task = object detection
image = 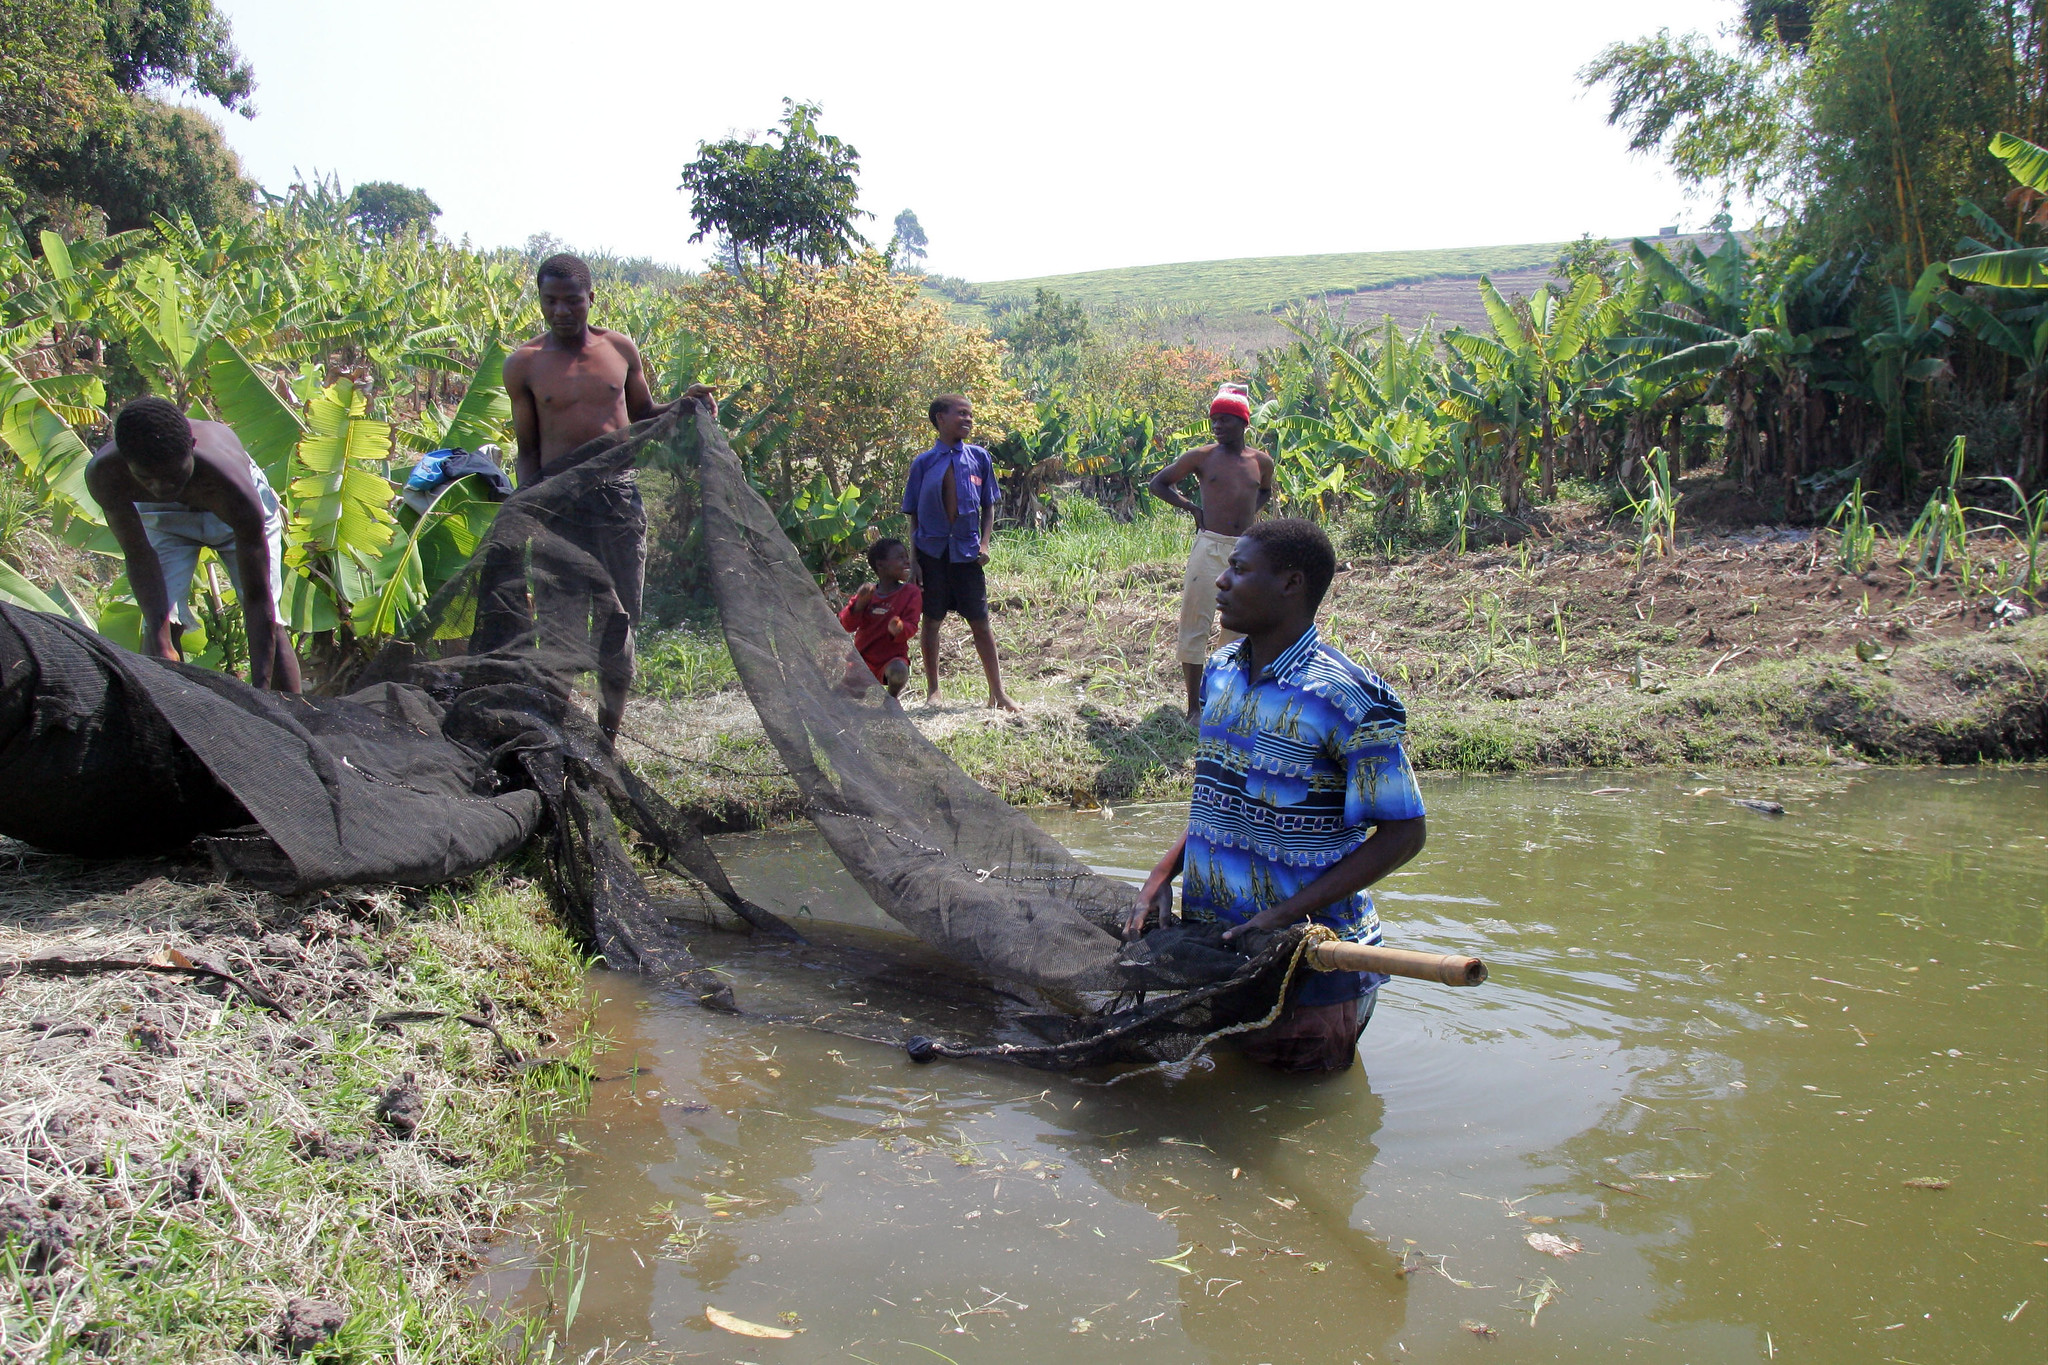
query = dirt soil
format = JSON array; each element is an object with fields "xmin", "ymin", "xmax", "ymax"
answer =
[
  {"xmin": 0, "ymin": 852, "xmax": 593, "ymax": 1362},
  {"xmin": 626, "ymin": 495, "xmax": 2046, "ymax": 827}
]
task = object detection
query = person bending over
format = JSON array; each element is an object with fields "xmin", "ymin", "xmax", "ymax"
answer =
[
  {"xmin": 901, "ymin": 394, "xmax": 1019, "ymax": 711},
  {"xmin": 840, "ymin": 537, "xmax": 922, "ymax": 698},
  {"xmin": 1148, "ymin": 383, "xmax": 1274, "ymax": 720},
  {"xmin": 504, "ymin": 251, "xmax": 710, "ymax": 742},
  {"xmin": 86, "ymin": 397, "xmax": 301, "ymax": 693},
  {"xmin": 1123, "ymin": 518, "xmax": 1426, "ymax": 1073}
]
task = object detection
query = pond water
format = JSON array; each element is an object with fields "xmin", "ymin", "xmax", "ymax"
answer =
[{"xmin": 492, "ymin": 769, "xmax": 2046, "ymax": 1363}]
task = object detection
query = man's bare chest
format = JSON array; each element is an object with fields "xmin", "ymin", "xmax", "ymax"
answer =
[
  {"xmin": 531, "ymin": 353, "xmax": 628, "ymax": 412},
  {"xmin": 1196, "ymin": 454, "xmax": 1264, "ymax": 494}
]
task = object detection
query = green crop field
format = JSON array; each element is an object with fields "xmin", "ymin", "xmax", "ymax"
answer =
[{"xmin": 958, "ymin": 240, "xmax": 1568, "ymax": 317}]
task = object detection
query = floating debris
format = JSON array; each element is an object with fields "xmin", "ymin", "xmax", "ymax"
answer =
[
  {"xmin": 1903, "ymin": 1176, "xmax": 1951, "ymax": 1190},
  {"xmin": 705, "ymin": 1305, "xmax": 796, "ymax": 1339},
  {"xmin": 1461, "ymin": 1320, "xmax": 1499, "ymax": 1339},
  {"xmin": 1526, "ymin": 1232, "xmax": 1584, "ymax": 1259},
  {"xmin": 1731, "ymin": 798, "xmax": 1786, "ymax": 816}
]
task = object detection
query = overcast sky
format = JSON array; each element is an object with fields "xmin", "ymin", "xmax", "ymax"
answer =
[{"xmin": 205, "ymin": 0, "xmax": 1742, "ymax": 281}]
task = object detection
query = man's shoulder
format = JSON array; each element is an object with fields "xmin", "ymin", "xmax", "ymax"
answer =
[
  {"xmin": 1297, "ymin": 643, "xmax": 1407, "ymax": 727},
  {"xmin": 592, "ymin": 326, "xmax": 641, "ymax": 358}
]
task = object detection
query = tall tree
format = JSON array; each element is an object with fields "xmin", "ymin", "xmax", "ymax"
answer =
[
  {"xmin": 679, "ymin": 99, "xmax": 869, "ymax": 274},
  {"xmin": 891, "ymin": 208, "xmax": 928, "ymax": 268},
  {"xmin": 4, "ymin": 0, "xmax": 257, "ymax": 233},
  {"xmin": 348, "ymin": 182, "xmax": 441, "ymax": 239},
  {"xmin": 1583, "ymin": 0, "xmax": 2046, "ymax": 279}
]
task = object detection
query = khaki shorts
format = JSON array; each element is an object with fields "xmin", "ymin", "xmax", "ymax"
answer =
[
  {"xmin": 1176, "ymin": 529, "xmax": 1242, "ymax": 664},
  {"xmin": 135, "ymin": 457, "xmax": 288, "ymax": 628}
]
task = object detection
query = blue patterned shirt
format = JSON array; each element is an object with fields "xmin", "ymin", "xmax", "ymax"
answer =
[{"xmin": 1183, "ymin": 625, "xmax": 1425, "ymax": 1005}]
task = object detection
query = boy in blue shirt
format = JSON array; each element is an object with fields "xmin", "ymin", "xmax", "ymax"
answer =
[
  {"xmin": 901, "ymin": 395, "xmax": 1019, "ymax": 711},
  {"xmin": 1124, "ymin": 518, "xmax": 1428, "ymax": 1072}
]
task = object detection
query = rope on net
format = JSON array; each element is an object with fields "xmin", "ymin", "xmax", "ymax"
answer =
[{"xmin": 904, "ymin": 924, "xmax": 1339, "ymax": 1075}]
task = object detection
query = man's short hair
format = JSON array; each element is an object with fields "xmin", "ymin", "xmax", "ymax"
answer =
[
  {"xmin": 1241, "ymin": 517, "xmax": 1338, "ymax": 611},
  {"xmin": 866, "ymin": 537, "xmax": 907, "ymax": 571},
  {"xmin": 928, "ymin": 394, "xmax": 968, "ymax": 426},
  {"xmin": 113, "ymin": 397, "xmax": 194, "ymax": 470},
  {"xmin": 536, "ymin": 252, "xmax": 593, "ymax": 293}
]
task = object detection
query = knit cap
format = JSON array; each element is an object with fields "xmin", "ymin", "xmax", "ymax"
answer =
[{"xmin": 1209, "ymin": 383, "xmax": 1252, "ymax": 423}]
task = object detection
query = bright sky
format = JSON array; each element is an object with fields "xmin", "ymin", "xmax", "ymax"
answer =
[{"xmin": 205, "ymin": 0, "xmax": 1742, "ymax": 282}]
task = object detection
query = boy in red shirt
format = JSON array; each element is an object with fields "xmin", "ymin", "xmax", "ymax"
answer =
[{"xmin": 840, "ymin": 538, "xmax": 922, "ymax": 697}]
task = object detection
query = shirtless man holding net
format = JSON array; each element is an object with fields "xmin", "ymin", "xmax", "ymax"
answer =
[
  {"xmin": 1148, "ymin": 383, "xmax": 1273, "ymax": 719},
  {"xmin": 505, "ymin": 252, "xmax": 710, "ymax": 743}
]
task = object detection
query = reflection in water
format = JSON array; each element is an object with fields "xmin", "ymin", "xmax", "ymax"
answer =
[{"xmin": 493, "ymin": 769, "xmax": 2046, "ymax": 1364}]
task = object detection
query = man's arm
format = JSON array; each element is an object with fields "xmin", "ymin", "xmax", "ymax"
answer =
[
  {"xmin": 86, "ymin": 459, "xmax": 178, "ymax": 660},
  {"xmin": 1256, "ymin": 450, "xmax": 1275, "ymax": 514},
  {"xmin": 1219, "ymin": 817, "xmax": 1426, "ymax": 943},
  {"xmin": 622, "ymin": 335, "xmax": 716, "ymax": 420},
  {"xmin": 225, "ymin": 511, "xmax": 279, "ymax": 690},
  {"xmin": 1123, "ymin": 833, "xmax": 1188, "ymax": 940},
  {"xmin": 506, "ymin": 348, "xmax": 542, "ymax": 489},
  {"xmin": 1147, "ymin": 449, "xmax": 1206, "ymax": 526},
  {"xmin": 620, "ymin": 335, "xmax": 659, "ymax": 422}
]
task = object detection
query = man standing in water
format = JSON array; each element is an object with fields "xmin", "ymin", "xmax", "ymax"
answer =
[
  {"xmin": 504, "ymin": 252, "xmax": 709, "ymax": 743},
  {"xmin": 902, "ymin": 394, "xmax": 1019, "ymax": 711},
  {"xmin": 86, "ymin": 397, "xmax": 302, "ymax": 693},
  {"xmin": 1148, "ymin": 383, "xmax": 1273, "ymax": 719},
  {"xmin": 1123, "ymin": 519, "xmax": 1426, "ymax": 1072}
]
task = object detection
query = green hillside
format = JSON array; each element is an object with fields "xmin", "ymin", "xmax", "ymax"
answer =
[{"xmin": 965, "ymin": 240, "xmax": 1567, "ymax": 316}]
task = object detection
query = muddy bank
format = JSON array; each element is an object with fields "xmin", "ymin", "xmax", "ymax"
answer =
[
  {"xmin": 0, "ymin": 851, "xmax": 596, "ymax": 1363},
  {"xmin": 625, "ymin": 515, "xmax": 2047, "ymax": 827}
]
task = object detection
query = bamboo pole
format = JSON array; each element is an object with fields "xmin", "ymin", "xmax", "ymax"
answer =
[{"xmin": 1307, "ymin": 940, "xmax": 1488, "ymax": 987}]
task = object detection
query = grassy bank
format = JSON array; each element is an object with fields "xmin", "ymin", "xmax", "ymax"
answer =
[
  {"xmin": 628, "ymin": 489, "xmax": 2048, "ymax": 828},
  {"xmin": 0, "ymin": 855, "xmax": 599, "ymax": 1362}
]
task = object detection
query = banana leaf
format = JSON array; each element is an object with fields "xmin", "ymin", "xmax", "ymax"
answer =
[
  {"xmin": 0, "ymin": 562, "xmax": 62, "ymax": 614},
  {"xmin": 0, "ymin": 356, "xmax": 101, "ymax": 524},
  {"xmin": 441, "ymin": 338, "xmax": 511, "ymax": 452},
  {"xmin": 1990, "ymin": 133, "xmax": 2048, "ymax": 195},
  {"xmin": 204, "ymin": 336, "xmax": 305, "ymax": 486},
  {"xmin": 1949, "ymin": 247, "xmax": 2048, "ymax": 290}
]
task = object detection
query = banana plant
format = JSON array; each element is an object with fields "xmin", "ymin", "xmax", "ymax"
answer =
[
  {"xmin": 352, "ymin": 476, "xmax": 499, "ymax": 636},
  {"xmin": 1948, "ymin": 134, "xmax": 2048, "ymax": 290},
  {"xmin": 288, "ymin": 378, "xmax": 398, "ymax": 631}
]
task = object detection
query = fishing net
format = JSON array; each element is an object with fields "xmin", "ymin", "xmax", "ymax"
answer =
[{"xmin": 0, "ymin": 404, "xmax": 1321, "ymax": 1069}]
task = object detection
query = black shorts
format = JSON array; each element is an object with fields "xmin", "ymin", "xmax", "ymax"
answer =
[{"xmin": 917, "ymin": 551, "xmax": 988, "ymax": 622}]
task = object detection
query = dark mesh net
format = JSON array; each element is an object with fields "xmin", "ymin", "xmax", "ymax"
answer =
[{"xmin": 0, "ymin": 405, "xmax": 1323, "ymax": 1070}]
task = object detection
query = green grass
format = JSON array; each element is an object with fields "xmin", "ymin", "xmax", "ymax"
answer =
[
  {"xmin": 0, "ymin": 871, "xmax": 604, "ymax": 1364},
  {"xmin": 988, "ymin": 496, "xmax": 1191, "ymax": 592},
  {"xmin": 948, "ymin": 241, "xmax": 1566, "ymax": 319}
]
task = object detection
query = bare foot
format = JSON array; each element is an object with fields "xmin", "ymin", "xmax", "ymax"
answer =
[
  {"xmin": 924, "ymin": 689, "xmax": 944, "ymax": 707},
  {"xmin": 988, "ymin": 693, "xmax": 1022, "ymax": 714}
]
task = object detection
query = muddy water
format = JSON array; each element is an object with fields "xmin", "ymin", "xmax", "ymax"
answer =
[{"xmin": 495, "ymin": 769, "xmax": 2046, "ymax": 1363}]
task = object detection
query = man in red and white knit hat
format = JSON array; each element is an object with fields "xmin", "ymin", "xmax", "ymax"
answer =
[{"xmin": 1148, "ymin": 383, "xmax": 1274, "ymax": 719}]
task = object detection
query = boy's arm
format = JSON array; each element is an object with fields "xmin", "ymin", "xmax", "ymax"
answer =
[
  {"xmin": 975, "ymin": 451, "xmax": 998, "ymax": 564},
  {"xmin": 901, "ymin": 460, "xmax": 923, "ymax": 583},
  {"xmin": 1147, "ymin": 449, "xmax": 1205, "ymax": 525},
  {"xmin": 888, "ymin": 583, "xmax": 922, "ymax": 637},
  {"xmin": 1123, "ymin": 833, "xmax": 1188, "ymax": 940},
  {"xmin": 506, "ymin": 348, "xmax": 542, "ymax": 489},
  {"xmin": 1256, "ymin": 450, "xmax": 1275, "ymax": 513}
]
